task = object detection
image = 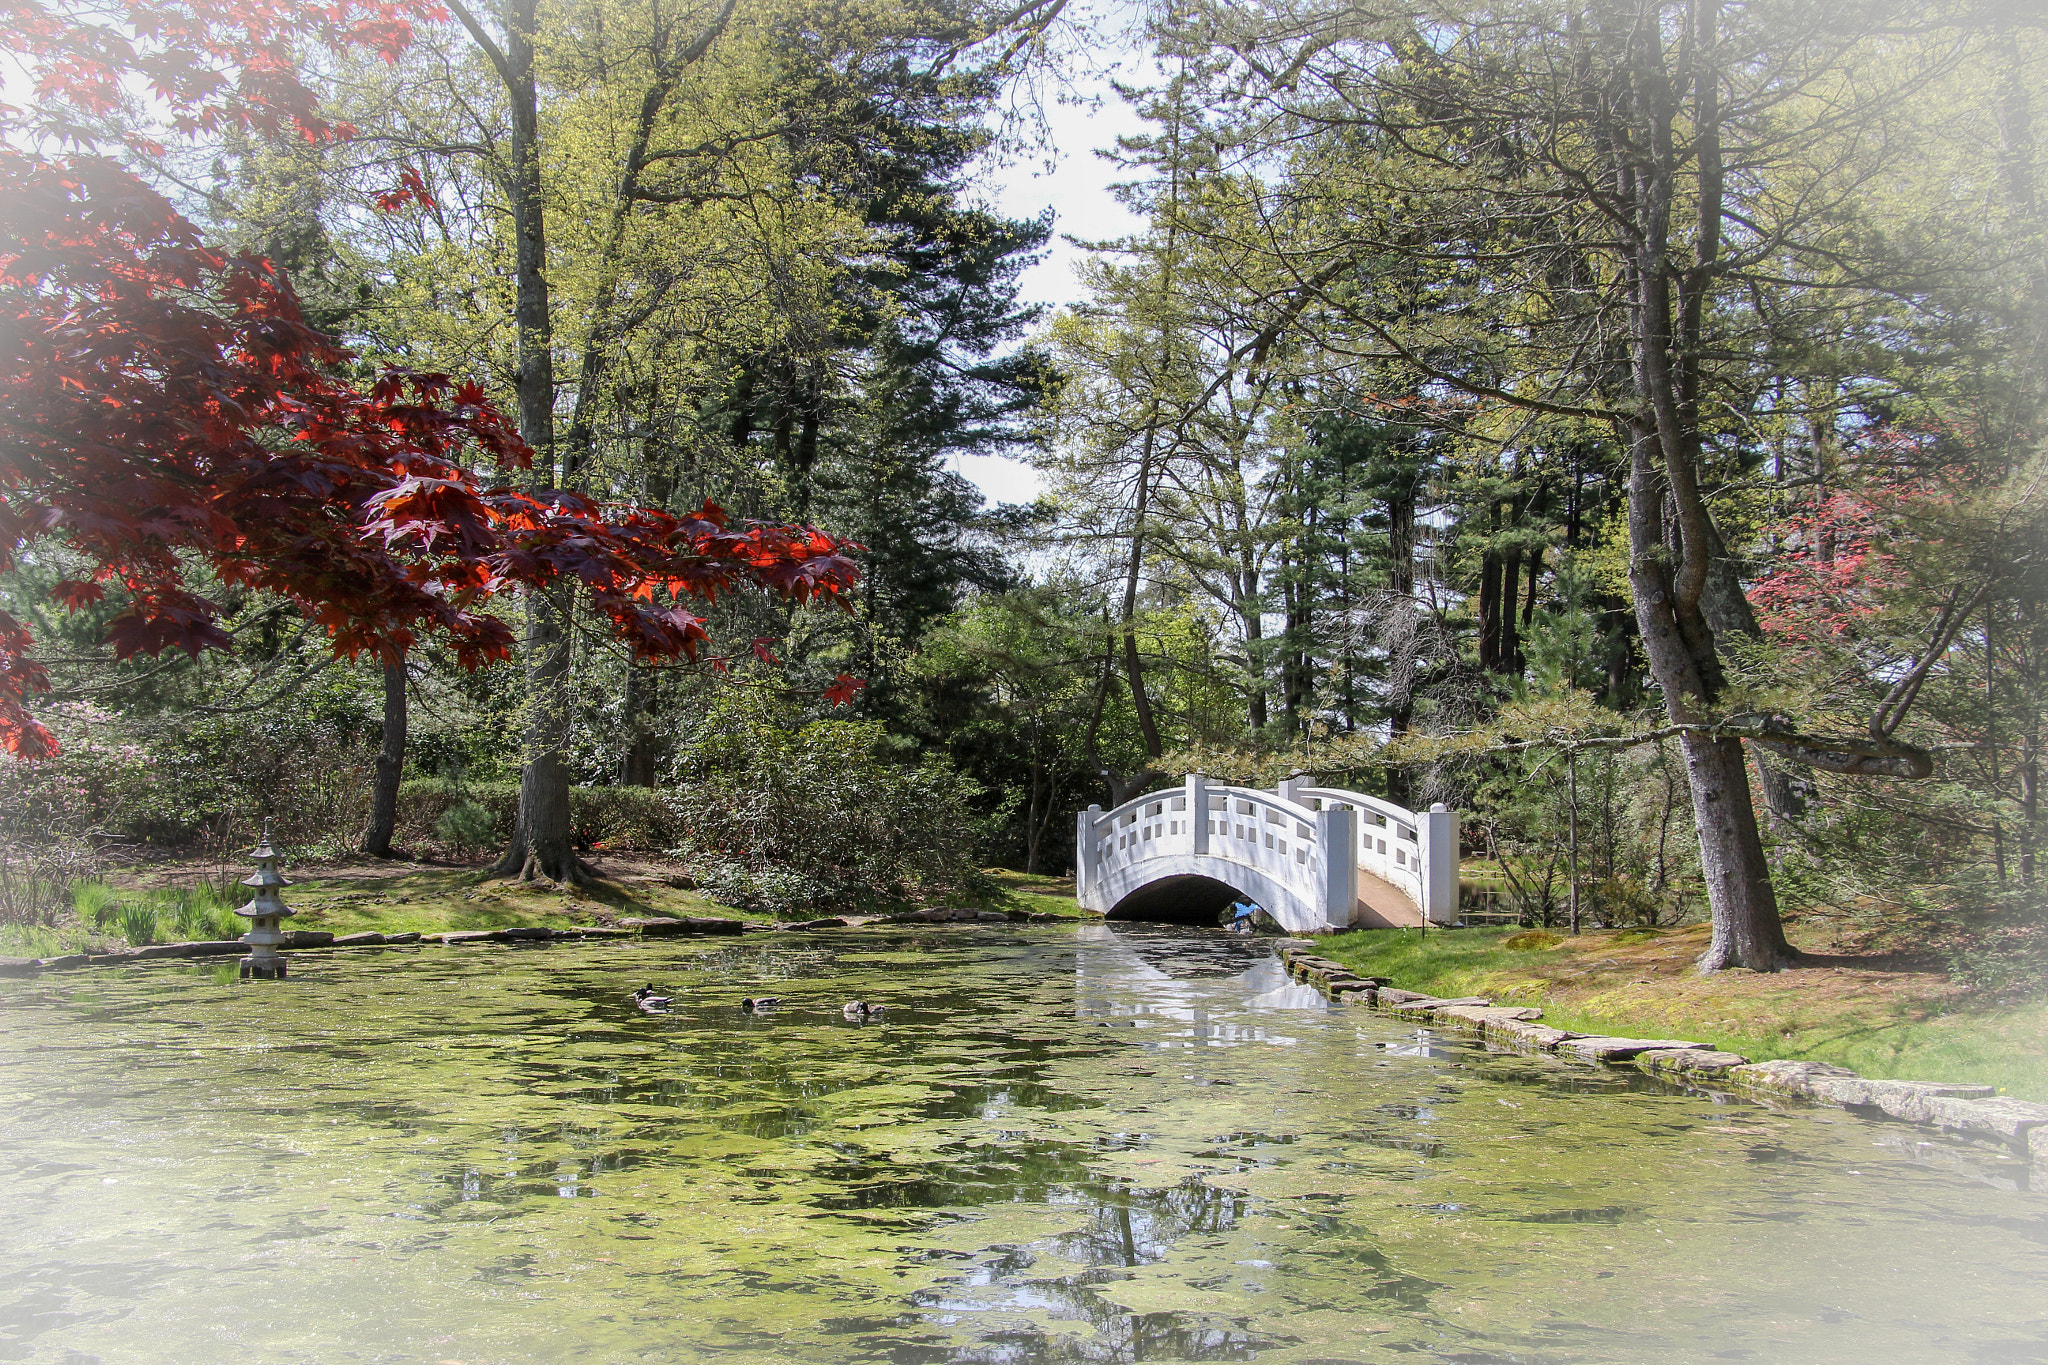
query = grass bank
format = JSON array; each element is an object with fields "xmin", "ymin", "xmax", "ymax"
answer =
[
  {"xmin": 1318, "ymin": 922, "xmax": 2048, "ymax": 1102},
  {"xmin": 1, "ymin": 860, "xmax": 1090, "ymax": 959}
]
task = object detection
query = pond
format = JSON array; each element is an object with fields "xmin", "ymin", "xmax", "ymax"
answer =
[{"xmin": 1, "ymin": 924, "xmax": 2043, "ymax": 1364}]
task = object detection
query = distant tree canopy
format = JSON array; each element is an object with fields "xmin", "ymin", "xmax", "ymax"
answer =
[{"xmin": 2, "ymin": 0, "xmax": 2040, "ymax": 974}]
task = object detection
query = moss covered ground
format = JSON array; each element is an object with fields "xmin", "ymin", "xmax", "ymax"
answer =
[{"xmin": 1316, "ymin": 921, "xmax": 2048, "ymax": 1101}]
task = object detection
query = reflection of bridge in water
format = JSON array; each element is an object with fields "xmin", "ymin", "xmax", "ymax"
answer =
[
  {"xmin": 895, "ymin": 925, "xmax": 1383, "ymax": 1364},
  {"xmin": 1076, "ymin": 776, "xmax": 1460, "ymax": 933},
  {"xmin": 1071, "ymin": 925, "xmax": 1331, "ymax": 1049}
]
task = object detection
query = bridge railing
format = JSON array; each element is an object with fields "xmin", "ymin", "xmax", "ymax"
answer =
[
  {"xmin": 1284, "ymin": 780, "xmax": 1459, "ymax": 925},
  {"xmin": 1076, "ymin": 777, "xmax": 1357, "ymax": 928},
  {"xmin": 1076, "ymin": 774, "xmax": 1460, "ymax": 928}
]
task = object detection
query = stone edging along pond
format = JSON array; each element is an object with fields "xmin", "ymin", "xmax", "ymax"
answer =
[{"xmin": 1279, "ymin": 944, "xmax": 2048, "ymax": 1175}]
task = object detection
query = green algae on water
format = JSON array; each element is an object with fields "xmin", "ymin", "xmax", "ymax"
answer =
[{"xmin": 0, "ymin": 926, "xmax": 2043, "ymax": 1364}]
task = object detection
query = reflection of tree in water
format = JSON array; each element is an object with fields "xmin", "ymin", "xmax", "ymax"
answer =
[
  {"xmin": 1045, "ymin": 1176, "xmax": 1247, "ymax": 1267},
  {"xmin": 895, "ymin": 1178, "xmax": 1279, "ymax": 1364},
  {"xmin": 914, "ymin": 1311, "xmax": 1269, "ymax": 1364}
]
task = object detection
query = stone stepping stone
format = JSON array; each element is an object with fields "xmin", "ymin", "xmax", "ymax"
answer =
[
  {"xmin": 1633, "ymin": 1048, "xmax": 1751, "ymax": 1077},
  {"xmin": 1556, "ymin": 1036, "xmax": 1704, "ymax": 1062}
]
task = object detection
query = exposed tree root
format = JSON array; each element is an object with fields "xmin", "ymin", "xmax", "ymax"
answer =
[{"xmin": 493, "ymin": 848, "xmax": 598, "ymax": 888}]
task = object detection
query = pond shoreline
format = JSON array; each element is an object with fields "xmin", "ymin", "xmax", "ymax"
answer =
[
  {"xmin": 0, "ymin": 904, "xmax": 1070, "ymax": 976},
  {"xmin": 1279, "ymin": 942, "xmax": 2048, "ymax": 1178}
]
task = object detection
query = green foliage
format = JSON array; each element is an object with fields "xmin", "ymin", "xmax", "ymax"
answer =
[
  {"xmin": 157, "ymin": 885, "xmax": 242, "ymax": 942},
  {"xmin": 117, "ymin": 902, "xmax": 158, "ymax": 947},
  {"xmin": 399, "ymin": 779, "xmax": 680, "ymax": 857},
  {"xmin": 72, "ymin": 880, "xmax": 121, "ymax": 929},
  {"xmin": 664, "ymin": 692, "xmax": 987, "ymax": 916},
  {"xmin": 72, "ymin": 882, "xmax": 240, "ymax": 944},
  {"xmin": 433, "ymin": 801, "xmax": 499, "ymax": 859}
]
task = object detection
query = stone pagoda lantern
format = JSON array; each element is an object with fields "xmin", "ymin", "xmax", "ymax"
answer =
[{"xmin": 236, "ymin": 824, "xmax": 296, "ymax": 980}]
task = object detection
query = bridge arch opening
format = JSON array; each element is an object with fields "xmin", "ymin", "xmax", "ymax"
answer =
[{"xmin": 1104, "ymin": 874, "xmax": 1253, "ymax": 927}]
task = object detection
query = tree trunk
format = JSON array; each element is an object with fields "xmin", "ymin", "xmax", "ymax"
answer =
[
  {"xmin": 1242, "ymin": 574, "xmax": 1269, "ymax": 731},
  {"xmin": 1478, "ymin": 528, "xmax": 1502, "ymax": 671},
  {"xmin": 1624, "ymin": 442, "xmax": 1791, "ymax": 972},
  {"xmin": 1387, "ymin": 480, "xmax": 1417, "ymax": 738},
  {"xmin": 1121, "ymin": 427, "xmax": 1163, "ymax": 760},
  {"xmin": 1519, "ymin": 542, "xmax": 1542, "ymax": 674},
  {"xmin": 1496, "ymin": 543, "xmax": 1521, "ymax": 676},
  {"xmin": 497, "ymin": 587, "xmax": 587, "ymax": 883},
  {"xmin": 622, "ymin": 663, "xmax": 660, "ymax": 787},
  {"xmin": 1613, "ymin": 0, "xmax": 1793, "ymax": 972},
  {"xmin": 363, "ymin": 659, "xmax": 407, "ymax": 858},
  {"xmin": 1024, "ymin": 741, "xmax": 1045, "ymax": 875},
  {"xmin": 468, "ymin": 0, "xmax": 582, "ymax": 884}
]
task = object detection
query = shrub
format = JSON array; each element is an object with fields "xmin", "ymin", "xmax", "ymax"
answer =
[
  {"xmin": 569, "ymin": 785, "xmax": 677, "ymax": 851},
  {"xmin": 0, "ymin": 840, "xmax": 95, "ymax": 926},
  {"xmin": 1592, "ymin": 874, "xmax": 1666, "ymax": 928},
  {"xmin": 396, "ymin": 778, "xmax": 682, "ymax": 857},
  {"xmin": 435, "ymin": 801, "xmax": 500, "ymax": 859},
  {"xmin": 662, "ymin": 692, "xmax": 987, "ymax": 916}
]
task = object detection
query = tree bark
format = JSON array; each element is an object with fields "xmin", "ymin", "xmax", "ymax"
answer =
[
  {"xmin": 622, "ymin": 663, "xmax": 660, "ymax": 787},
  {"xmin": 481, "ymin": 0, "xmax": 582, "ymax": 884},
  {"xmin": 1618, "ymin": 0, "xmax": 1793, "ymax": 971},
  {"xmin": 1121, "ymin": 426, "xmax": 1163, "ymax": 760},
  {"xmin": 497, "ymin": 586, "xmax": 587, "ymax": 882},
  {"xmin": 1387, "ymin": 477, "xmax": 1418, "ymax": 737},
  {"xmin": 1497, "ymin": 543, "xmax": 1521, "ymax": 676},
  {"xmin": 363, "ymin": 659, "xmax": 407, "ymax": 858},
  {"xmin": 1478, "ymin": 511, "xmax": 1502, "ymax": 671}
]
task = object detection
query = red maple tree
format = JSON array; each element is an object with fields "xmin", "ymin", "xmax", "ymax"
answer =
[{"xmin": 0, "ymin": 0, "xmax": 862, "ymax": 759}]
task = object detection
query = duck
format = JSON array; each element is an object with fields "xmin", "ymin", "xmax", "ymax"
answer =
[
  {"xmin": 633, "ymin": 985, "xmax": 674, "ymax": 1012},
  {"xmin": 841, "ymin": 1000, "xmax": 886, "ymax": 1020},
  {"xmin": 741, "ymin": 996, "xmax": 783, "ymax": 1012}
]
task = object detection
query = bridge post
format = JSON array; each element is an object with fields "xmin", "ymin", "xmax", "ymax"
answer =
[
  {"xmin": 1277, "ymin": 772, "xmax": 1300, "ymax": 804},
  {"xmin": 1077, "ymin": 805, "xmax": 1101, "ymax": 904},
  {"xmin": 1315, "ymin": 804, "xmax": 1358, "ymax": 930},
  {"xmin": 1421, "ymin": 802, "xmax": 1460, "ymax": 924},
  {"xmin": 1186, "ymin": 774, "xmax": 1208, "ymax": 855}
]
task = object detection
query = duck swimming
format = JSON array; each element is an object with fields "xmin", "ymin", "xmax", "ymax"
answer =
[
  {"xmin": 741, "ymin": 996, "xmax": 783, "ymax": 1012},
  {"xmin": 841, "ymin": 1000, "xmax": 886, "ymax": 1020},
  {"xmin": 633, "ymin": 985, "xmax": 673, "ymax": 1012}
]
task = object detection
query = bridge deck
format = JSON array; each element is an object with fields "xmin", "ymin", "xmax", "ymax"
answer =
[{"xmin": 1353, "ymin": 868, "xmax": 1425, "ymax": 929}]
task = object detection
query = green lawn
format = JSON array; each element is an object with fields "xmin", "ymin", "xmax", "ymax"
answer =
[
  {"xmin": 1318, "ymin": 923, "xmax": 2048, "ymax": 1102},
  {"xmin": 981, "ymin": 868, "xmax": 1089, "ymax": 918}
]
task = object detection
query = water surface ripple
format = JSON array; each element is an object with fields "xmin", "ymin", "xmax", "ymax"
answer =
[{"xmin": 1, "ymin": 923, "xmax": 2042, "ymax": 1364}]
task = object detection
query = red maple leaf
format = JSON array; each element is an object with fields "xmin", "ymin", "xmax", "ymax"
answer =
[
  {"xmin": 0, "ymin": 0, "xmax": 861, "ymax": 756},
  {"xmin": 822, "ymin": 674, "xmax": 867, "ymax": 707}
]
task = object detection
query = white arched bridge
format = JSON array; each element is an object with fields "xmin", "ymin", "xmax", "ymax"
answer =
[{"xmin": 1075, "ymin": 775, "xmax": 1459, "ymax": 933}]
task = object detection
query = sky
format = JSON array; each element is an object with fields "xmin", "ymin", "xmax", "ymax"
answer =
[{"xmin": 951, "ymin": 52, "xmax": 1155, "ymax": 508}]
